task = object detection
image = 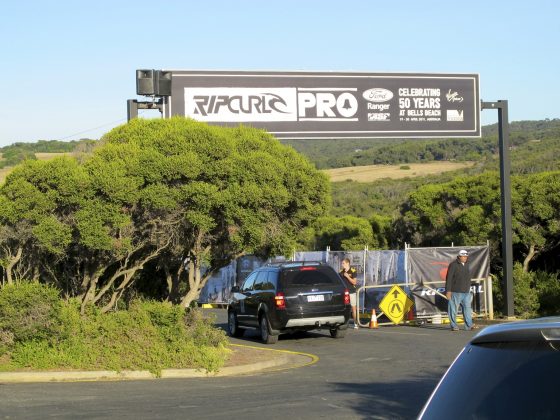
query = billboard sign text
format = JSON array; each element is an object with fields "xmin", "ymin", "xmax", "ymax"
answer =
[{"xmin": 162, "ymin": 70, "xmax": 480, "ymax": 139}]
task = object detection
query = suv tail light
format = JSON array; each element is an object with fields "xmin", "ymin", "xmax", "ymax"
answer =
[
  {"xmin": 344, "ymin": 289, "xmax": 350, "ymax": 305},
  {"xmin": 299, "ymin": 266, "xmax": 317, "ymax": 271},
  {"xmin": 275, "ymin": 292, "xmax": 286, "ymax": 310}
]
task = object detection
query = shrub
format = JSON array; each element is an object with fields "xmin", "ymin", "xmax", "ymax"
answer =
[
  {"xmin": 0, "ymin": 329, "xmax": 14, "ymax": 354},
  {"xmin": 490, "ymin": 273, "xmax": 504, "ymax": 317},
  {"xmin": 0, "ymin": 282, "xmax": 62, "ymax": 348},
  {"xmin": 535, "ymin": 270, "xmax": 560, "ymax": 316},
  {"xmin": 513, "ymin": 263, "xmax": 540, "ymax": 318},
  {"xmin": 2, "ymin": 297, "xmax": 230, "ymax": 375},
  {"xmin": 184, "ymin": 307, "xmax": 229, "ymax": 347}
]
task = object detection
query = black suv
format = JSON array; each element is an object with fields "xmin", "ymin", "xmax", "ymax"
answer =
[
  {"xmin": 418, "ymin": 316, "xmax": 560, "ymax": 419},
  {"xmin": 227, "ymin": 261, "xmax": 351, "ymax": 344}
]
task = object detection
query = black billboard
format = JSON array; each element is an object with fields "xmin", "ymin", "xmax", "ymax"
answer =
[{"xmin": 161, "ymin": 70, "xmax": 480, "ymax": 139}]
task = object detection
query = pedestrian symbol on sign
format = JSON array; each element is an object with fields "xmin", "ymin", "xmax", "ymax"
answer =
[{"xmin": 379, "ymin": 285, "xmax": 414, "ymax": 325}]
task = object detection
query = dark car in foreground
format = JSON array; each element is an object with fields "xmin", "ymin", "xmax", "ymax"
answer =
[
  {"xmin": 227, "ymin": 261, "xmax": 351, "ymax": 344},
  {"xmin": 418, "ymin": 316, "xmax": 560, "ymax": 420}
]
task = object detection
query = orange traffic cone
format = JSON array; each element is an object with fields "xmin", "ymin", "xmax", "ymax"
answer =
[
  {"xmin": 369, "ymin": 309, "xmax": 379, "ymax": 329},
  {"xmin": 407, "ymin": 307, "xmax": 415, "ymax": 322}
]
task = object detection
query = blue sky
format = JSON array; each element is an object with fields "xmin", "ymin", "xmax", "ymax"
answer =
[{"xmin": 1, "ymin": 0, "xmax": 558, "ymax": 147}]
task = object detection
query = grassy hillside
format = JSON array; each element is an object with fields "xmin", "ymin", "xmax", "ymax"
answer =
[
  {"xmin": 290, "ymin": 119, "xmax": 560, "ymax": 219},
  {"xmin": 329, "ymin": 169, "xmax": 472, "ymax": 218},
  {"xmin": 324, "ymin": 161, "xmax": 475, "ymax": 183},
  {"xmin": 282, "ymin": 118, "xmax": 560, "ymax": 171}
]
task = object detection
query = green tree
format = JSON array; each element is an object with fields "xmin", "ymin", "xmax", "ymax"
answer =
[
  {"xmin": 534, "ymin": 270, "xmax": 560, "ymax": 316},
  {"xmin": 369, "ymin": 214, "xmax": 392, "ymax": 249},
  {"xmin": 74, "ymin": 140, "xmax": 174, "ymax": 312},
  {"xmin": 0, "ymin": 158, "xmax": 83, "ymax": 285},
  {"xmin": 100, "ymin": 118, "xmax": 331, "ymax": 307},
  {"xmin": 513, "ymin": 172, "xmax": 560, "ymax": 271},
  {"xmin": 398, "ymin": 171, "xmax": 560, "ymax": 294},
  {"xmin": 310, "ymin": 215, "xmax": 374, "ymax": 251}
]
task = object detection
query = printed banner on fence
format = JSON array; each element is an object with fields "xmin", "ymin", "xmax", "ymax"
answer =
[
  {"xmin": 407, "ymin": 246, "xmax": 489, "ymax": 316},
  {"xmin": 199, "ymin": 247, "xmax": 490, "ymax": 311}
]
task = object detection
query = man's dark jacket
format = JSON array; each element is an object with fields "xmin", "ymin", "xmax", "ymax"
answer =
[{"xmin": 445, "ymin": 259, "xmax": 472, "ymax": 293}]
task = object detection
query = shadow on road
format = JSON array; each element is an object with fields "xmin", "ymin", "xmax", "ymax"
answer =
[{"xmin": 330, "ymin": 374, "xmax": 440, "ymax": 419}]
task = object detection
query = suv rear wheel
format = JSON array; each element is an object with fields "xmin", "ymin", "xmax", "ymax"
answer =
[
  {"xmin": 228, "ymin": 311, "xmax": 244, "ymax": 337},
  {"xmin": 260, "ymin": 313, "xmax": 278, "ymax": 344}
]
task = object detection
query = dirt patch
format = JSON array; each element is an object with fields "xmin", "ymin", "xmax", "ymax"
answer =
[
  {"xmin": 224, "ymin": 345, "xmax": 286, "ymax": 367},
  {"xmin": 324, "ymin": 161, "xmax": 475, "ymax": 183}
]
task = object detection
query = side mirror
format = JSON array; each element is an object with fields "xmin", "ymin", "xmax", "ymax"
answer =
[{"xmin": 231, "ymin": 285, "xmax": 240, "ymax": 293}]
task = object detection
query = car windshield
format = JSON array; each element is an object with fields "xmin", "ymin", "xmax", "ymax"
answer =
[
  {"xmin": 281, "ymin": 268, "xmax": 340, "ymax": 287},
  {"xmin": 419, "ymin": 340, "xmax": 560, "ymax": 419}
]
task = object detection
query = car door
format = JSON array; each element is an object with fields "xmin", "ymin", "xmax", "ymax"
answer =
[
  {"xmin": 236, "ymin": 272, "xmax": 257, "ymax": 326},
  {"xmin": 244, "ymin": 270, "xmax": 269, "ymax": 327}
]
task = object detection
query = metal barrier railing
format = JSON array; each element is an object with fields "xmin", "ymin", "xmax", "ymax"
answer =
[{"xmin": 355, "ymin": 277, "xmax": 493, "ymax": 328}]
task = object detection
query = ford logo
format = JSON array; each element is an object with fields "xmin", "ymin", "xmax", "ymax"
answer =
[{"xmin": 363, "ymin": 88, "xmax": 393, "ymax": 103}]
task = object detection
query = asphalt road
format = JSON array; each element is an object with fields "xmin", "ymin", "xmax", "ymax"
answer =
[{"xmin": 0, "ymin": 309, "xmax": 478, "ymax": 419}]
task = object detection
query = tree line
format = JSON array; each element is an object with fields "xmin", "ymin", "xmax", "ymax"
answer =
[
  {"xmin": 0, "ymin": 139, "xmax": 97, "ymax": 168},
  {"xmin": 1, "ymin": 118, "xmax": 558, "ymax": 317}
]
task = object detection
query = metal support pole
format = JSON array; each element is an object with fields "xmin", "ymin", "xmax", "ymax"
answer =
[
  {"xmin": 127, "ymin": 98, "xmax": 164, "ymax": 122},
  {"xmin": 481, "ymin": 100, "xmax": 514, "ymax": 318},
  {"xmin": 127, "ymin": 99, "xmax": 138, "ymax": 121}
]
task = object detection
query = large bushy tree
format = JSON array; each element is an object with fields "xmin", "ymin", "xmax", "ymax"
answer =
[
  {"xmin": 0, "ymin": 118, "xmax": 331, "ymax": 310},
  {"xmin": 99, "ymin": 118, "xmax": 330, "ymax": 307},
  {"xmin": 0, "ymin": 158, "xmax": 84, "ymax": 285},
  {"xmin": 513, "ymin": 172, "xmax": 560, "ymax": 271},
  {"xmin": 309, "ymin": 215, "xmax": 375, "ymax": 251},
  {"xmin": 398, "ymin": 171, "xmax": 560, "ymax": 272}
]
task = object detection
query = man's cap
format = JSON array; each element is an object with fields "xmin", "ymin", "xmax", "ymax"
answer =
[{"xmin": 458, "ymin": 249, "xmax": 469, "ymax": 256}]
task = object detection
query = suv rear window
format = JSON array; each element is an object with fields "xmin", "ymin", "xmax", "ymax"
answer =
[
  {"xmin": 420, "ymin": 340, "xmax": 560, "ymax": 419},
  {"xmin": 281, "ymin": 268, "xmax": 341, "ymax": 287}
]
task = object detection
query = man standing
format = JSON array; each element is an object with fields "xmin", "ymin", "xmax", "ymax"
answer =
[
  {"xmin": 445, "ymin": 250, "xmax": 478, "ymax": 331},
  {"xmin": 340, "ymin": 258, "xmax": 358, "ymax": 329}
]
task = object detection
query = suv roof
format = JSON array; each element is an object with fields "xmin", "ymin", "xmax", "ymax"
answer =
[{"xmin": 264, "ymin": 261, "xmax": 328, "ymax": 269}]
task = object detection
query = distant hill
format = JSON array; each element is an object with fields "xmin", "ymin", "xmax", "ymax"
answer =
[
  {"xmin": 482, "ymin": 118, "xmax": 560, "ymax": 138},
  {"xmin": 282, "ymin": 118, "xmax": 560, "ymax": 172},
  {"xmin": 295, "ymin": 118, "xmax": 560, "ymax": 219},
  {"xmin": 0, "ymin": 139, "xmax": 96, "ymax": 169},
  {"xmin": 3, "ymin": 119, "xmax": 558, "ymax": 174}
]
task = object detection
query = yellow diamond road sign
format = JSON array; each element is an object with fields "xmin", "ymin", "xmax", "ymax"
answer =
[{"xmin": 379, "ymin": 285, "xmax": 415, "ymax": 325}]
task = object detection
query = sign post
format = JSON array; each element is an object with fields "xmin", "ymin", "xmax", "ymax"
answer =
[{"xmin": 481, "ymin": 100, "xmax": 514, "ymax": 318}]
